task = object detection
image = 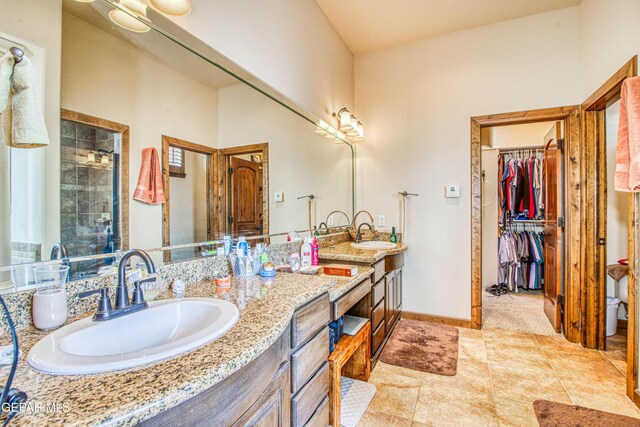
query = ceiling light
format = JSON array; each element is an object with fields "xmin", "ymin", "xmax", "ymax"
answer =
[
  {"xmin": 109, "ymin": 0, "xmax": 151, "ymax": 33},
  {"xmin": 148, "ymin": 0, "xmax": 192, "ymax": 16}
]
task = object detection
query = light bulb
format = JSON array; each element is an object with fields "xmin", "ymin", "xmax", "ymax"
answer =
[
  {"xmin": 338, "ymin": 109, "xmax": 352, "ymax": 131},
  {"xmin": 148, "ymin": 0, "xmax": 191, "ymax": 16},
  {"xmin": 109, "ymin": 0, "xmax": 150, "ymax": 33},
  {"xmin": 355, "ymin": 122, "xmax": 365, "ymax": 141}
]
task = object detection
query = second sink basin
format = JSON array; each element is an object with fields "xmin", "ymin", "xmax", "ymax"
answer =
[
  {"xmin": 351, "ymin": 241, "xmax": 397, "ymax": 250},
  {"xmin": 27, "ymin": 298, "xmax": 239, "ymax": 375}
]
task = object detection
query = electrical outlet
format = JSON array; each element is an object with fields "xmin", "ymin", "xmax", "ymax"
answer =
[
  {"xmin": 378, "ymin": 215, "xmax": 386, "ymax": 227},
  {"xmin": 327, "ymin": 215, "xmax": 335, "ymax": 226}
]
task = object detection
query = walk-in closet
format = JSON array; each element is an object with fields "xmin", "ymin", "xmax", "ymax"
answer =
[{"xmin": 481, "ymin": 122, "xmax": 561, "ymax": 336}]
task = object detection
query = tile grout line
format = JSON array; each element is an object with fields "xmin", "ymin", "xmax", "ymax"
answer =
[
  {"xmin": 481, "ymin": 328, "xmax": 503, "ymax": 422},
  {"xmin": 599, "ymin": 349, "xmax": 628, "ymax": 377},
  {"xmin": 533, "ymin": 333, "xmax": 575, "ymax": 405}
]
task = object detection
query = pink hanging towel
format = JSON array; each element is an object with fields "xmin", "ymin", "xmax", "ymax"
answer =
[
  {"xmin": 133, "ymin": 148, "xmax": 166, "ymax": 204},
  {"xmin": 615, "ymin": 76, "xmax": 640, "ymax": 192}
]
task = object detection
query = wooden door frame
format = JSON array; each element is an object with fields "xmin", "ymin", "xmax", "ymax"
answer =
[
  {"xmin": 161, "ymin": 135, "xmax": 219, "ymax": 261},
  {"xmin": 60, "ymin": 108, "xmax": 130, "ymax": 251},
  {"xmin": 219, "ymin": 143, "xmax": 269, "ymax": 237},
  {"xmin": 579, "ymin": 56, "xmax": 638, "ymax": 401},
  {"xmin": 470, "ymin": 105, "xmax": 582, "ymax": 345}
]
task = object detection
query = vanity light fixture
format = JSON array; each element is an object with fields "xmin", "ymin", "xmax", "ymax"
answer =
[
  {"xmin": 346, "ymin": 116, "xmax": 359, "ymax": 137},
  {"xmin": 109, "ymin": 0, "xmax": 151, "ymax": 33},
  {"xmin": 334, "ymin": 108, "xmax": 353, "ymax": 132},
  {"xmin": 354, "ymin": 121, "xmax": 365, "ymax": 141},
  {"xmin": 332, "ymin": 107, "xmax": 365, "ymax": 142},
  {"xmin": 148, "ymin": 0, "xmax": 192, "ymax": 16}
]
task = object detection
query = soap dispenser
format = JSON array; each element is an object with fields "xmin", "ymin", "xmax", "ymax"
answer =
[
  {"xmin": 301, "ymin": 237, "xmax": 312, "ymax": 266},
  {"xmin": 390, "ymin": 227, "xmax": 398, "ymax": 243}
]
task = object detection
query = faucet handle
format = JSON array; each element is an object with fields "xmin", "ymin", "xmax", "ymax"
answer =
[
  {"xmin": 79, "ymin": 288, "xmax": 113, "ymax": 318},
  {"xmin": 131, "ymin": 277, "xmax": 155, "ymax": 305}
]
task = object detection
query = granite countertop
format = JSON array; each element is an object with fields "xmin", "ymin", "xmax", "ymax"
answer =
[
  {"xmin": 3, "ymin": 268, "xmax": 372, "ymax": 427},
  {"xmin": 318, "ymin": 241, "xmax": 408, "ymax": 264}
]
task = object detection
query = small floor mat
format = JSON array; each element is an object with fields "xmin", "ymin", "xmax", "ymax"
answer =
[
  {"xmin": 533, "ymin": 400, "xmax": 640, "ymax": 427},
  {"xmin": 340, "ymin": 376, "xmax": 376, "ymax": 427},
  {"xmin": 380, "ymin": 320, "xmax": 459, "ymax": 376}
]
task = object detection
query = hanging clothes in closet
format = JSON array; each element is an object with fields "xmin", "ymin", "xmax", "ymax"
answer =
[
  {"xmin": 498, "ymin": 153, "xmax": 544, "ymax": 225},
  {"xmin": 497, "ymin": 229, "xmax": 545, "ymax": 292}
]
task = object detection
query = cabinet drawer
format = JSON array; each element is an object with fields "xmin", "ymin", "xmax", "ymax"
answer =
[
  {"xmin": 291, "ymin": 328, "xmax": 329, "ymax": 394},
  {"xmin": 332, "ymin": 277, "xmax": 372, "ymax": 320},
  {"xmin": 371, "ymin": 278, "xmax": 384, "ymax": 306},
  {"xmin": 372, "ymin": 321, "xmax": 386, "ymax": 354},
  {"xmin": 292, "ymin": 294, "xmax": 330, "ymax": 349},
  {"xmin": 291, "ymin": 362, "xmax": 329, "ymax": 427},
  {"xmin": 372, "ymin": 259, "xmax": 386, "ymax": 283},
  {"xmin": 371, "ymin": 300, "xmax": 384, "ymax": 330},
  {"xmin": 304, "ymin": 396, "xmax": 329, "ymax": 427}
]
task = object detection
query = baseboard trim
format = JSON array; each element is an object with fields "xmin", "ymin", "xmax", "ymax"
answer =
[
  {"xmin": 402, "ymin": 311, "xmax": 471, "ymax": 328},
  {"xmin": 618, "ymin": 319, "xmax": 628, "ymax": 330}
]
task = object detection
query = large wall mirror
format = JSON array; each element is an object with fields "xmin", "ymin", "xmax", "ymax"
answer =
[{"xmin": 0, "ymin": 0, "xmax": 355, "ymax": 288}]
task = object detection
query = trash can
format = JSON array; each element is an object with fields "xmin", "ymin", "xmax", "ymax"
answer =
[{"xmin": 607, "ymin": 297, "xmax": 621, "ymax": 336}]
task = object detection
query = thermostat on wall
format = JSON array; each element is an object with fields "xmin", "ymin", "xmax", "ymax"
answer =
[{"xmin": 445, "ymin": 185, "xmax": 460, "ymax": 198}]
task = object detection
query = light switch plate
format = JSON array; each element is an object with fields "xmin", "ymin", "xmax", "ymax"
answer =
[
  {"xmin": 445, "ymin": 185, "xmax": 460, "ymax": 198},
  {"xmin": 378, "ymin": 215, "xmax": 386, "ymax": 227},
  {"xmin": 274, "ymin": 192, "xmax": 284, "ymax": 202}
]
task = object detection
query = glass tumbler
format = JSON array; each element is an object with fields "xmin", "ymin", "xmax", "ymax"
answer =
[{"xmin": 33, "ymin": 265, "xmax": 69, "ymax": 330}]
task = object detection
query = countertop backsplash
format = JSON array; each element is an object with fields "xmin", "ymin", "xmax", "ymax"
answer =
[{"xmin": 0, "ymin": 239, "xmax": 312, "ymax": 333}]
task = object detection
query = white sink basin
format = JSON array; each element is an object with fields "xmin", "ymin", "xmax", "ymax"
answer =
[
  {"xmin": 27, "ymin": 298, "xmax": 239, "ymax": 375},
  {"xmin": 350, "ymin": 241, "xmax": 397, "ymax": 250}
]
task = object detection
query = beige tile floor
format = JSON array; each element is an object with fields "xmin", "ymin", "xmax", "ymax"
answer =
[{"xmin": 357, "ymin": 327, "xmax": 639, "ymax": 426}]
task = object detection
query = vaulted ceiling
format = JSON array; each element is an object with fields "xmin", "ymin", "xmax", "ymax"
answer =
[{"xmin": 315, "ymin": 0, "xmax": 581, "ymax": 54}]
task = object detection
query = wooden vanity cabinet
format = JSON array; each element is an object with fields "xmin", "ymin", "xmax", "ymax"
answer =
[
  {"xmin": 141, "ymin": 293, "xmax": 331, "ymax": 427},
  {"xmin": 289, "ymin": 294, "xmax": 331, "ymax": 427},
  {"xmin": 345, "ymin": 253, "xmax": 404, "ymax": 366}
]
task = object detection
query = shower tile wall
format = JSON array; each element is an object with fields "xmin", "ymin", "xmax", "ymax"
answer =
[{"xmin": 60, "ymin": 119, "xmax": 116, "ymax": 267}]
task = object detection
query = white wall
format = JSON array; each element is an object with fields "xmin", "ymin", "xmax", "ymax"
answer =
[
  {"xmin": 354, "ymin": 7, "xmax": 582, "ymax": 319},
  {"xmin": 218, "ymin": 83, "xmax": 353, "ymax": 236},
  {"xmin": 169, "ymin": 150, "xmax": 208, "ymax": 245},
  {"xmin": 579, "ymin": 0, "xmax": 640, "ymax": 319},
  {"xmin": 0, "ymin": 0, "xmax": 62, "ymax": 261},
  {"xmin": 60, "ymin": 12, "xmax": 218, "ymax": 251},
  {"xmin": 486, "ymin": 122, "xmax": 555, "ymax": 148},
  {"xmin": 171, "ymin": 0, "xmax": 354, "ymax": 123},
  {"xmin": 579, "ymin": 0, "xmax": 640, "ymax": 100},
  {"xmin": 605, "ymin": 101, "xmax": 629, "ymax": 319}
]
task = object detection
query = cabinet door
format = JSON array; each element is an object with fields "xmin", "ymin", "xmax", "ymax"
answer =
[
  {"xmin": 395, "ymin": 269, "xmax": 402, "ymax": 310},
  {"xmin": 385, "ymin": 273, "xmax": 395, "ymax": 327},
  {"xmin": 234, "ymin": 363, "xmax": 290, "ymax": 427}
]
